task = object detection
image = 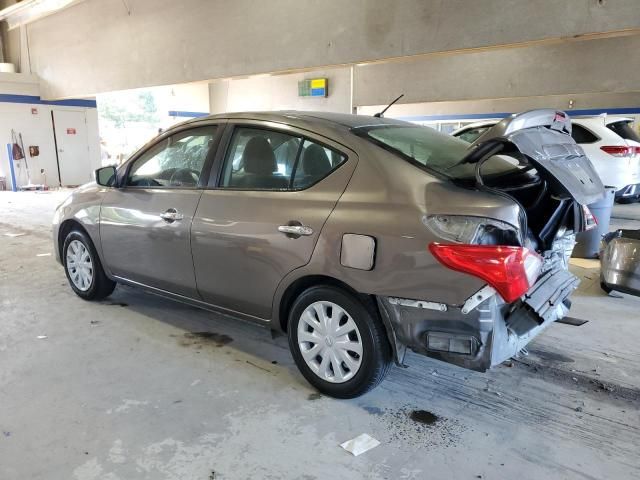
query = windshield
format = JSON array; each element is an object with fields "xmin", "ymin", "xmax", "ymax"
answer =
[{"xmin": 356, "ymin": 124, "xmax": 522, "ymax": 179}]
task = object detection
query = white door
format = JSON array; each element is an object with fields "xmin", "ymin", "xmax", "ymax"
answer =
[{"xmin": 53, "ymin": 110, "xmax": 91, "ymax": 186}]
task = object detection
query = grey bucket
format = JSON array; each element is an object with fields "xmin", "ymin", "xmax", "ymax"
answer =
[{"xmin": 572, "ymin": 186, "xmax": 616, "ymax": 259}]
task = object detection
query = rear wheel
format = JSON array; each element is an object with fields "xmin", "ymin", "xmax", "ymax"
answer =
[
  {"xmin": 287, "ymin": 286, "xmax": 391, "ymax": 398},
  {"xmin": 63, "ymin": 229, "xmax": 116, "ymax": 300}
]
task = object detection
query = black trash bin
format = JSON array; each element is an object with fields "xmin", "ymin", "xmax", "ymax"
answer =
[{"xmin": 572, "ymin": 186, "xmax": 616, "ymax": 259}]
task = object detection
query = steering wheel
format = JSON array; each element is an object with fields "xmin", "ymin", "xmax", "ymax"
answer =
[{"xmin": 169, "ymin": 168, "xmax": 199, "ymax": 186}]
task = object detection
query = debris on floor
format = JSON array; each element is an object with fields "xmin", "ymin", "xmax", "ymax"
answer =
[
  {"xmin": 340, "ymin": 433, "xmax": 380, "ymax": 456},
  {"xmin": 36, "ymin": 253, "xmax": 51, "ymax": 257},
  {"xmin": 4, "ymin": 232, "xmax": 26, "ymax": 237},
  {"xmin": 36, "ymin": 335, "xmax": 47, "ymax": 339}
]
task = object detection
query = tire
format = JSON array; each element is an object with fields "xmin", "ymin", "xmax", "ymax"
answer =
[
  {"xmin": 287, "ymin": 285, "xmax": 392, "ymax": 398},
  {"xmin": 63, "ymin": 229, "xmax": 116, "ymax": 300},
  {"xmin": 600, "ymin": 280, "xmax": 613, "ymax": 294}
]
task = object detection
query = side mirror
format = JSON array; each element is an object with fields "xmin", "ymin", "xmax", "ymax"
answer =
[{"xmin": 95, "ymin": 166, "xmax": 117, "ymax": 187}]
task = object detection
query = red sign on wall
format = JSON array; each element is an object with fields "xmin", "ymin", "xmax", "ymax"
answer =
[
  {"xmin": 31, "ymin": 107, "xmax": 38, "ymax": 115},
  {"xmin": 66, "ymin": 128, "xmax": 76, "ymax": 135}
]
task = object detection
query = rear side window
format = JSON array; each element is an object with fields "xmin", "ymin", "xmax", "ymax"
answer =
[
  {"xmin": 571, "ymin": 124, "xmax": 599, "ymax": 144},
  {"xmin": 293, "ymin": 140, "xmax": 346, "ymax": 189},
  {"xmin": 220, "ymin": 127, "xmax": 346, "ymax": 190},
  {"xmin": 607, "ymin": 121, "xmax": 640, "ymax": 143}
]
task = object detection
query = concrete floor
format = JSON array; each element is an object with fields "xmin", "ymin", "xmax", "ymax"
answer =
[{"xmin": 1, "ymin": 190, "xmax": 639, "ymax": 480}]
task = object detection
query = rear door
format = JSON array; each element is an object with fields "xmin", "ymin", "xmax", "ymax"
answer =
[
  {"xmin": 191, "ymin": 121, "xmax": 357, "ymax": 319},
  {"xmin": 100, "ymin": 123, "xmax": 222, "ymax": 297}
]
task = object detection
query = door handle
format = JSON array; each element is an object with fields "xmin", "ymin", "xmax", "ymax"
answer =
[
  {"xmin": 278, "ymin": 224, "xmax": 313, "ymax": 237},
  {"xmin": 160, "ymin": 208, "xmax": 184, "ymax": 223}
]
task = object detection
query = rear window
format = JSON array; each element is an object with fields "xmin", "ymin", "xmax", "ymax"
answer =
[
  {"xmin": 355, "ymin": 124, "xmax": 521, "ymax": 179},
  {"xmin": 607, "ymin": 121, "xmax": 640, "ymax": 143},
  {"xmin": 455, "ymin": 126, "xmax": 492, "ymax": 143}
]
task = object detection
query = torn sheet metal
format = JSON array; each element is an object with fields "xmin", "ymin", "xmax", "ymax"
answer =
[
  {"xmin": 461, "ymin": 285, "xmax": 497, "ymax": 314},
  {"xmin": 388, "ymin": 297, "xmax": 447, "ymax": 312}
]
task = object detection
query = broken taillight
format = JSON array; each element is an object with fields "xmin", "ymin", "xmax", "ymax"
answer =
[
  {"xmin": 582, "ymin": 204, "xmax": 598, "ymax": 231},
  {"xmin": 429, "ymin": 243, "xmax": 542, "ymax": 303}
]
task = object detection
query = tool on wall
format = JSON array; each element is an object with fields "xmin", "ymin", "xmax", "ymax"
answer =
[{"xmin": 11, "ymin": 129, "xmax": 31, "ymax": 185}]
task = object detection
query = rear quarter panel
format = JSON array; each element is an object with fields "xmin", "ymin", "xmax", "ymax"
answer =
[{"xmin": 272, "ymin": 142, "xmax": 522, "ymax": 322}]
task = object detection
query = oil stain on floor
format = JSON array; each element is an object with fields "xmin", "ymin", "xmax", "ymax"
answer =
[
  {"xmin": 179, "ymin": 332, "xmax": 234, "ymax": 348},
  {"xmin": 367, "ymin": 405, "xmax": 465, "ymax": 449}
]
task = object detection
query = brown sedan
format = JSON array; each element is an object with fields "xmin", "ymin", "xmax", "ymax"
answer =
[{"xmin": 53, "ymin": 110, "xmax": 603, "ymax": 398}]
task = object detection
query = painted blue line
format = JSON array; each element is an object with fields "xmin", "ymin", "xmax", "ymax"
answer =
[
  {"xmin": 0, "ymin": 93, "xmax": 96, "ymax": 108},
  {"xmin": 397, "ymin": 112, "xmax": 512, "ymax": 122},
  {"xmin": 168, "ymin": 110, "xmax": 209, "ymax": 118},
  {"xmin": 397, "ymin": 107, "xmax": 640, "ymax": 122},
  {"xmin": 42, "ymin": 98, "xmax": 97, "ymax": 108},
  {"xmin": 6, "ymin": 144, "xmax": 17, "ymax": 192}
]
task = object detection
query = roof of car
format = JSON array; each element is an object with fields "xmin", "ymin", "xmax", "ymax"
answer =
[{"xmin": 188, "ymin": 110, "xmax": 410, "ymax": 129}]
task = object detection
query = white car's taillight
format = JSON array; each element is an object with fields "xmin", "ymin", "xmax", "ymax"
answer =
[{"xmin": 600, "ymin": 145, "xmax": 638, "ymax": 157}]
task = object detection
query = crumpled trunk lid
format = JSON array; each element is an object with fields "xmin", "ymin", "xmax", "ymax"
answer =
[{"xmin": 468, "ymin": 109, "xmax": 605, "ymax": 206}]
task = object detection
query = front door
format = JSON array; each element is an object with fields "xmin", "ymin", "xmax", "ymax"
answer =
[
  {"xmin": 53, "ymin": 110, "xmax": 91, "ymax": 186},
  {"xmin": 100, "ymin": 124, "xmax": 220, "ymax": 297},
  {"xmin": 192, "ymin": 123, "xmax": 357, "ymax": 319}
]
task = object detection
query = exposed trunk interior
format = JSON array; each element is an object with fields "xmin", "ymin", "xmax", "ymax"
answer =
[{"xmin": 455, "ymin": 140, "xmax": 584, "ymax": 253}]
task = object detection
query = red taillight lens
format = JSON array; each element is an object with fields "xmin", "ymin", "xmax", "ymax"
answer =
[
  {"xmin": 429, "ymin": 244, "xmax": 542, "ymax": 303},
  {"xmin": 582, "ymin": 204, "xmax": 598, "ymax": 231},
  {"xmin": 600, "ymin": 145, "xmax": 633, "ymax": 157}
]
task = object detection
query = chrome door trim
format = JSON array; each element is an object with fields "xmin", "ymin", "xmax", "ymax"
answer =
[{"xmin": 278, "ymin": 225, "xmax": 314, "ymax": 236}]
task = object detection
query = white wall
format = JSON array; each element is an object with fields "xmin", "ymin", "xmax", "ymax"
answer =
[
  {"xmin": 209, "ymin": 67, "xmax": 352, "ymax": 114},
  {"xmin": 0, "ymin": 72, "xmax": 99, "ymax": 188}
]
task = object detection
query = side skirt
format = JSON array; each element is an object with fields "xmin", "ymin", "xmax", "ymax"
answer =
[{"xmin": 112, "ymin": 275, "xmax": 272, "ymax": 327}]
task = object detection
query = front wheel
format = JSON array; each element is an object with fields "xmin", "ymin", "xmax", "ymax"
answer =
[
  {"xmin": 63, "ymin": 229, "xmax": 116, "ymax": 300},
  {"xmin": 287, "ymin": 286, "xmax": 391, "ymax": 398}
]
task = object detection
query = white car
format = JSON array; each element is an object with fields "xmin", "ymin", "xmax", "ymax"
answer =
[{"xmin": 452, "ymin": 116, "xmax": 640, "ymax": 202}]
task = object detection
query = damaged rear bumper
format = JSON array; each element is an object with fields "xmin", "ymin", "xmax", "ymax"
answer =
[{"xmin": 377, "ymin": 266, "xmax": 579, "ymax": 371}]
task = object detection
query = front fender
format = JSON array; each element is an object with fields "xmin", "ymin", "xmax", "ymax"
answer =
[{"xmin": 53, "ymin": 183, "xmax": 108, "ymax": 271}]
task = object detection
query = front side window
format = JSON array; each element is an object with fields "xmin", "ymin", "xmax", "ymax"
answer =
[
  {"xmin": 127, "ymin": 126, "xmax": 217, "ymax": 188},
  {"xmin": 220, "ymin": 127, "xmax": 346, "ymax": 190}
]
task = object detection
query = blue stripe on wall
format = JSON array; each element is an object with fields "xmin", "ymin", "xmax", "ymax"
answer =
[
  {"xmin": 168, "ymin": 110, "xmax": 209, "ymax": 118},
  {"xmin": 0, "ymin": 93, "xmax": 97, "ymax": 108},
  {"xmin": 397, "ymin": 107, "xmax": 640, "ymax": 122}
]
